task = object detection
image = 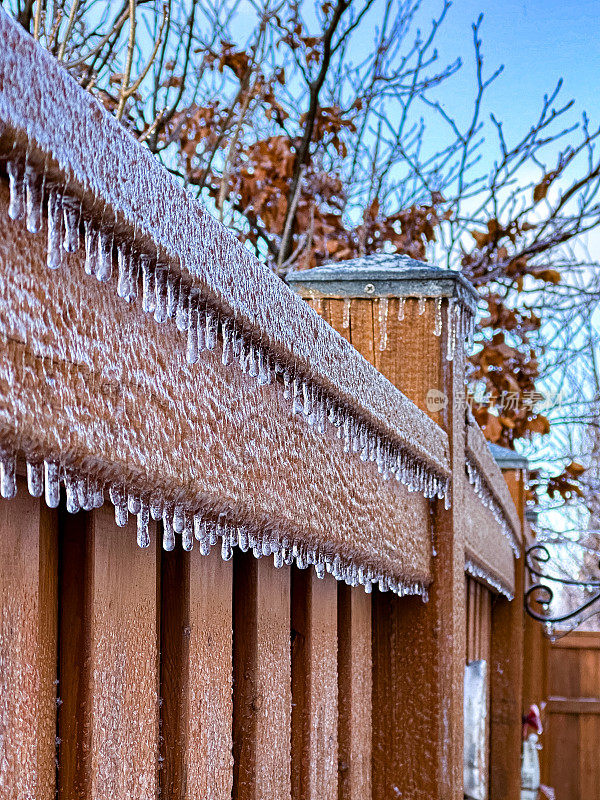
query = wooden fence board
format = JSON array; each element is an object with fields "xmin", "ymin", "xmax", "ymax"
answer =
[
  {"xmin": 337, "ymin": 583, "xmax": 371, "ymax": 800},
  {"xmin": 0, "ymin": 480, "xmax": 57, "ymax": 800},
  {"xmin": 58, "ymin": 506, "xmax": 159, "ymax": 799},
  {"xmin": 543, "ymin": 630, "xmax": 600, "ymax": 800},
  {"xmin": 291, "ymin": 569, "xmax": 338, "ymax": 800},
  {"xmin": 161, "ymin": 546, "xmax": 233, "ymax": 799},
  {"xmin": 233, "ymin": 553, "xmax": 291, "ymax": 800}
]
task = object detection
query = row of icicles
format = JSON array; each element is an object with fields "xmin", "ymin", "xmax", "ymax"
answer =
[
  {"xmin": 465, "ymin": 557, "xmax": 514, "ymax": 601},
  {"xmin": 336, "ymin": 292, "xmax": 474, "ymax": 359},
  {"xmin": 4, "ymin": 155, "xmax": 450, "ymax": 504},
  {"xmin": 0, "ymin": 450, "xmax": 428, "ymax": 598},
  {"xmin": 465, "ymin": 457, "xmax": 520, "ymax": 558}
]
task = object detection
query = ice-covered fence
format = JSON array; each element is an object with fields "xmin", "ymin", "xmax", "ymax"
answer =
[
  {"xmin": 0, "ymin": 9, "xmax": 452, "ymax": 800},
  {"xmin": 0, "ymin": 9, "xmax": 528, "ymax": 800},
  {"xmin": 0, "ymin": 9, "xmax": 450, "ymax": 594}
]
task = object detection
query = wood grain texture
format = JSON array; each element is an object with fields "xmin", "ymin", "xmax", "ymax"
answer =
[
  {"xmin": 543, "ymin": 631, "xmax": 600, "ymax": 800},
  {"xmin": 0, "ymin": 480, "xmax": 58, "ymax": 800},
  {"xmin": 58, "ymin": 506, "xmax": 159, "ymax": 799},
  {"xmin": 161, "ymin": 546, "xmax": 233, "ymax": 800},
  {"xmin": 291, "ymin": 569, "xmax": 338, "ymax": 800},
  {"xmin": 233, "ymin": 552, "xmax": 290, "ymax": 800},
  {"xmin": 0, "ymin": 185, "xmax": 436, "ymax": 589},
  {"xmin": 489, "ymin": 468, "xmax": 525, "ymax": 800},
  {"xmin": 337, "ymin": 583, "xmax": 371, "ymax": 800}
]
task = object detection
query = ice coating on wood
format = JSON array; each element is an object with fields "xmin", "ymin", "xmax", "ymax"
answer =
[
  {"xmin": 466, "ymin": 457, "xmax": 519, "ymax": 558},
  {"xmin": 0, "ymin": 12, "xmax": 454, "ymax": 594},
  {"xmin": 287, "ymin": 253, "xmax": 477, "ymax": 360},
  {"xmin": 0, "ymin": 449, "xmax": 428, "ymax": 598},
  {"xmin": 465, "ymin": 415, "xmax": 522, "ymax": 557},
  {"xmin": 465, "ymin": 557, "xmax": 514, "ymax": 601},
  {"xmin": 0, "ymin": 10, "xmax": 448, "ymax": 484}
]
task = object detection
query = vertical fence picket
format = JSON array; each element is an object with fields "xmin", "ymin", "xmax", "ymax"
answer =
[
  {"xmin": 58, "ymin": 505, "xmax": 159, "ymax": 799},
  {"xmin": 233, "ymin": 552, "xmax": 291, "ymax": 800},
  {"xmin": 337, "ymin": 583, "xmax": 371, "ymax": 800},
  {"xmin": 291, "ymin": 569, "xmax": 338, "ymax": 800},
  {"xmin": 161, "ymin": 546, "xmax": 234, "ymax": 799},
  {"xmin": 0, "ymin": 479, "xmax": 58, "ymax": 800}
]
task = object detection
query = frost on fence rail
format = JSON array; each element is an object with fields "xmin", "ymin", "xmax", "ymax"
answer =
[
  {"xmin": 0, "ymin": 12, "xmax": 451, "ymax": 598},
  {"xmin": 0, "ymin": 449, "xmax": 428, "ymax": 599},
  {"xmin": 465, "ymin": 457, "xmax": 520, "ymax": 559},
  {"xmin": 465, "ymin": 557, "xmax": 514, "ymax": 601}
]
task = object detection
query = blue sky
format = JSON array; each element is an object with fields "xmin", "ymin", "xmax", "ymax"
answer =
[{"xmin": 434, "ymin": 0, "xmax": 598, "ymax": 127}]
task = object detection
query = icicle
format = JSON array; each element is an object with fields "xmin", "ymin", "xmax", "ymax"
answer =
[
  {"xmin": 198, "ymin": 524, "xmax": 211, "ymax": 556},
  {"xmin": 273, "ymin": 548, "xmax": 284, "ymax": 569},
  {"xmin": 446, "ymin": 298, "xmax": 455, "ymax": 361},
  {"xmin": 397, "ymin": 296, "xmax": 405, "ymax": 321},
  {"xmin": 205, "ymin": 311, "xmax": 218, "ymax": 351},
  {"xmin": 166, "ymin": 273, "xmax": 179, "ymax": 319},
  {"xmin": 176, "ymin": 282, "xmax": 190, "ymax": 331},
  {"xmin": 182, "ymin": 515, "xmax": 194, "ymax": 551},
  {"xmin": 283, "ymin": 370, "xmax": 292, "ymax": 400},
  {"xmin": 137, "ymin": 500, "xmax": 150, "ymax": 548},
  {"xmin": 46, "ymin": 188, "xmax": 64, "ymax": 269},
  {"xmin": 44, "ymin": 461, "xmax": 60, "ymax": 508},
  {"xmin": 62, "ymin": 197, "xmax": 80, "ymax": 253},
  {"xmin": 173, "ymin": 504, "xmax": 185, "ymax": 534},
  {"xmin": 96, "ymin": 230, "xmax": 113, "ymax": 282},
  {"xmin": 7, "ymin": 160, "xmax": 25, "ymax": 220},
  {"xmin": 141, "ymin": 255, "xmax": 155, "ymax": 313},
  {"xmin": 418, "ymin": 296, "xmax": 427, "ymax": 315},
  {"xmin": 110, "ymin": 484, "xmax": 128, "ymax": 527},
  {"xmin": 24, "ymin": 163, "xmax": 42, "ymax": 233},
  {"xmin": 221, "ymin": 320, "xmax": 233, "ymax": 366},
  {"xmin": 257, "ymin": 347, "xmax": 271, "ymax": 385},
  {"xmin": 378, "ymin": 297, "xmax": 389, "ymax": 351},
  {"xmin": 0, "ymin": 451, "xmax": 17, "ymax": 499},
  {"xmin": 197, "ymin": 308, "xmax": 207, "ymax": 353},
  {"xmin": 221, "ymin": 533, "xmax": 233, "ymax": 561},
  {"xmin": 434, "ymin": 297, "xmax": 443, "ymax": 336},
  {"xmin": 342, "ymin": 297, "xmax": 351, "ymax": 329},
  {"xmin": 64, "ymin": 472, "xmax": 80, "ymax": 514},
  {"xmin": 93, "ymin": 482, "xmax": 104, "ymax": 509},
  {"xmin": 154, "ymin": 268, "xmax": 168, "ymax": 323},
  {"xmin": 126, "ymin": 252, "xmax": 139, "ymax": 303},
  {"xmin": 26, "ymin": 460, "xmax": 43, "ymax": 497},
  {"xmin": 163, "ymin": 508, "xmax": 175, "ymax": 551},
  {"xmin": 293, "ymin": 376, "xmax": 304, "ymax": 415},
  {"xmin": 117, "ymin": 245, "xmax": 129, "ymax": 299},
  {"xmin": 84, "ymin": 219, "xmax": 99, "ymax": 276},
  {"xmin": 81, "ymin": 478, "xmax": 94, "ymax": 511},
  {"xmin": 302, "ymin": 381, "xmax": 312, "ymax": 417},
  {"xmin": 187, "ymin": 294, "xmax": 199, "ymax": 364},
  {"xmin": 150, "ymin": 496, "xmax": 163, "ymax": 521},
  {"xmin": 128, "ymin": 494, "xmax": 141, "ymax": 515},
  {"xmin": 208, "ymin": 522, "xmax": 218, "ymax": 547}
]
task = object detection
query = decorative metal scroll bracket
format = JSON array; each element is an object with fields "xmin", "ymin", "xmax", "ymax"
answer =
[{"xmin": 525, "ymin": 541, "xmax": 600, "ymax": 641}]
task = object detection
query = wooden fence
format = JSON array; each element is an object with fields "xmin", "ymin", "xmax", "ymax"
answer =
[
  {"xmin": 541, "ymin": 630, "xmax": 600, "ymax": 800},
  {"xmin": 0, "ymin": 11, "xmax": 531, "ymax": 800},
  {"xmin": 0, "ymin": 484, "xmax": 377, "ymax": 799}
]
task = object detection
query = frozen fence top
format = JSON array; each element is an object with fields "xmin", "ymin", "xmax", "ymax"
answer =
[
  {"xmin": 0, "ymin": 9, "xmax": 448, "ymax": 481},
  {"xmin": 465, "ymin": 414, "xmax": 522, "ymax": 556},
  {"xmin": 287, "ymin": 254, "xmax": 479, "ymax": 307}
]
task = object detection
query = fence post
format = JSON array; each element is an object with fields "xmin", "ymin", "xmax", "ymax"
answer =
[
  {"xmin": 289, "ymin": 255, "xmax": 477, "ymax": 800},
  {"xmin": 488, "ymin": 448, "xmax": 528, "ymax": 800}
]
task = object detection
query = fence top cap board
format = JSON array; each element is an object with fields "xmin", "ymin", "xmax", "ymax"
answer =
[
  {"xmin": 465, "ymin": 415, "xmax": 523, "ymax": 555},
  {"xmin": 488, "ymin": 442, "xmax": 529, "ymax": 471},
  {"xmin": 287, "ymin": 254, "xmax": 479, "ymax": 310},
  {"xmin": 0, "ymin": 9, "xmax": 450, "ymax": 481}
]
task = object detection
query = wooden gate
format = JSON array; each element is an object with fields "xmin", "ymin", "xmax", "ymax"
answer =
[{"xmin": 542, "ymin": 630, "xmax": 600, "ymax": 800}]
